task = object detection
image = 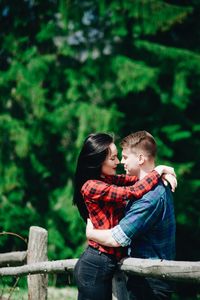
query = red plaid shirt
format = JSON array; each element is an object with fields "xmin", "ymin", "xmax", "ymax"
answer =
[{"xmin": 81, "ymin": 170, "xmax": 160, "ymax": 260}]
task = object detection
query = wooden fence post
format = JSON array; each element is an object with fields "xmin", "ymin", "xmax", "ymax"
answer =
[
  {"xmin": 27, "ymin": 226, "xmax": 48, "ymax": 300},
  {"xmin": 112, "ymin": 270, "xmax": 128, "ymax": 300}
]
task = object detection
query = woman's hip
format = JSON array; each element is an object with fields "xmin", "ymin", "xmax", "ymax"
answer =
[{"xmin": 74, "ymin": 246, "xmax": 117, "ymax": 287}]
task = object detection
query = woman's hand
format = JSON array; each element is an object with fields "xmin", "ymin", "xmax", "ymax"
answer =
[
  {"xmin": 155, "ymin": 165, "xmax": 176, "ymax": 177},
  {"xmin": 162, "ymin": 173, "xmax": 177, "ymax": 192},
  {"xmin": 86, "ymin": 218, "xmax": 94, "ymax": 239}
]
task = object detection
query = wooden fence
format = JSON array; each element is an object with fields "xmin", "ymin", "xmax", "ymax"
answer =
[{"xmin": 0, "ymin": 226, "xmax": 200, "ymax": 300}]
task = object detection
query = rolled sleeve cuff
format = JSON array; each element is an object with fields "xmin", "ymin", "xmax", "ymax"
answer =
[{"xmin": 111, "ymin": 225, "xmax": 131, "ymax": 247}]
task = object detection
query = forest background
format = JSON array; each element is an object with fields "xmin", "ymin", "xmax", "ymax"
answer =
[{"xmin": 0, "ymin": 0, "xmax": 200, "ymax": 299}]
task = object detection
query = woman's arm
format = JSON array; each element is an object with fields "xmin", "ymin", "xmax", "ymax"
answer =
[
  {"xmin": 103, "ymin": 166, "xmax": 176, "ymax": 187},
  {"xmin": 82, "ymin": 166, "xmax": 176, "ymax": 203},
  {"xmin": 162, "ymin": 173, "xmax": 177, "ymax": 192},
  {"xmin": 81, "ymin": 170, "xmax": 160, "ymax": 202},
  {"xmin": 103, "ymin": 174, "xmax": 138, "ymax": 186}
]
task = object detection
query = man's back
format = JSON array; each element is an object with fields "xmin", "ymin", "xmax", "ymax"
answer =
[{"xmin": 119, "ymin": 181, "xmax": 176, "ymax": 260}]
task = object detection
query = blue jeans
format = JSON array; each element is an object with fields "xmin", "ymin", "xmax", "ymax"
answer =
[
  {"xmin": 74, "ymin": 246, "xmax": 117, "ymax": 300},
  {"xmin": 127, "ymin": 275, "xmax": 173, "ymax": 300}
]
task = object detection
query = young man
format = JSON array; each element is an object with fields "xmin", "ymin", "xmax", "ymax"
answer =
[{"xmin": 86, "ymin": 131, "xmax": 176, "ymax": 300}]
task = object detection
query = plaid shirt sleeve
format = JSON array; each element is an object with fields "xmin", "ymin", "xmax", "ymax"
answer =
[
  {"xmin": 81, "ymin": 170, "xmax": 160, "ymax": 202},
  {"xmin": 111, "ymin": 225, "xmax": 131, "ymax": 247},
  {"xmin": 103, "ymin": 174, "xmax": 138, "ymax": 186}
]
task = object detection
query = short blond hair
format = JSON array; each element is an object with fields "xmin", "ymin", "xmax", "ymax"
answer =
[{"xmin": 120, "ymin": 131, "xmax": 157, "ymax": 158}]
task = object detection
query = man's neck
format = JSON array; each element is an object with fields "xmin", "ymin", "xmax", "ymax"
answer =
[{"xmin": 138, "ymin": 163, "xmax": 155, "ymax": 180}]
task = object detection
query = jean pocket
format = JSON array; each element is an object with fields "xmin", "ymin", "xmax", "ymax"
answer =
[{"xmin": 74, "ymin": 256, "xmax": 100, "ymax": 287}]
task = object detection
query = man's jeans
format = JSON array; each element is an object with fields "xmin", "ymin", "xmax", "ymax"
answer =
[
  {"xmin": 127, "ymin": 275, "xmax": 174, "ymax": 300},
  {"xmin": 74, "ymin": 246, "xmax": 117, "ymax": 300}
]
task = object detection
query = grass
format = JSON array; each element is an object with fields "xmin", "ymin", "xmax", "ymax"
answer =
[
  {"xmin": 0, "ymin": 286, "xmax": 78, "ymax": 300},
  {"xmin": 1, "ymin": 283, "xmax": 199, "ymax": 299}
]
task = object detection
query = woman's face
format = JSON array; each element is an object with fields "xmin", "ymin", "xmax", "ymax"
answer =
[{"xmin": 101, "ymin": 143, "xmax": 119, "ymax": 176}]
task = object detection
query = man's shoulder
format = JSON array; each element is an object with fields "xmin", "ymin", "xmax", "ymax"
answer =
[{"xmin": 141, "ymin": 181, "xmax": 171, "ymax": 201}]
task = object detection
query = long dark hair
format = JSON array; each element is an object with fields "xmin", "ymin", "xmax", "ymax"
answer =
[{"xmin": 73, "ymin": 133, "xmax": 114, "ymax": 222}]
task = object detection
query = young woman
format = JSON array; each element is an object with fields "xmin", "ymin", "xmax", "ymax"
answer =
[{"xmin": 73, "ymin": 133, "xmax": 176, "ymax": 300}]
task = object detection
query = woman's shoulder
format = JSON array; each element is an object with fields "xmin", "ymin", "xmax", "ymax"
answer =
[
  {"xmin": 81, "ymin": 179, "xmax": 108, "ymax": 196},
  {"xmin": 82, "ymin": 179, "xmax": 105, "ymax": 189}
]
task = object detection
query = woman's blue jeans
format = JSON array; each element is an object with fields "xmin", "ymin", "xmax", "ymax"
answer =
[{"xmin": 74, "ymin": 246, "xmax": 118, "ymax": 300}]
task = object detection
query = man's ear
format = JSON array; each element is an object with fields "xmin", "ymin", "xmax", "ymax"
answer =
[{"xmin": 138, "ymin": 153, "xmax": 145, "ymax": 165}]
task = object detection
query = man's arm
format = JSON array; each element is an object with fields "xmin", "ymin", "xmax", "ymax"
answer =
[
  {"xmin": 86, "ymin": 191, "xmax": 164, "ymax": 248},
  {"xmin": 86, "ymin": 219, "xmax": 121, "ymax": 247}
]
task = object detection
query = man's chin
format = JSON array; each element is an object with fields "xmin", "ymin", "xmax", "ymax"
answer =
[
  {"xmin": 125, "ymin": 170, "xmax": 131, "ymax": 175},
  {"xmin": 126, "ymin": 169, "xmax": 137, "ymax": 176}
]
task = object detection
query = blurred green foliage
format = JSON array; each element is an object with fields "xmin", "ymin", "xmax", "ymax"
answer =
[{"xmin": 0, "ymin": 0, "xmax": 200, "ymax": 298}]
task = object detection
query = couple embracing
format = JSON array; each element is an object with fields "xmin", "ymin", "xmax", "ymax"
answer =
[{"xmin": 73, "ymin": 131, "xmax": 176, "ymax": 300}]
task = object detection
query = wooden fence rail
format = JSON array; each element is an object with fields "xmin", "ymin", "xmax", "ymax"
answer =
[
  {"xmin": 0, "ymin": 251, "xmax": 27, "ymax": 267},
  {"xmin": 0, "ymin": 226, "xmax": 200, "ymax": 300},
  {"xmin": 1, "ymin": 258, "xmax": 200, "ymax": 284}
]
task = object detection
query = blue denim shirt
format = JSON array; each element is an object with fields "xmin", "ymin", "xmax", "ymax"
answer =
[{"xmin": 111, "ymin": 181, "xmax": 176, "ymax": 260}]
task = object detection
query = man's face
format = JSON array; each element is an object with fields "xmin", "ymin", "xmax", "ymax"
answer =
[{"xmin": 121, "ymin": 147, "xmax": 140, "ymax": 176}]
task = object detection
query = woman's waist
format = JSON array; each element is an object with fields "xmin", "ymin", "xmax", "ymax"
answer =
[
  {"xmin": 88, "ymin": 240, "xmax": 126, "ymax": 260},
  {"xmin": 88, "ymin": 215, "xmax": 122, "ymax": 230}
]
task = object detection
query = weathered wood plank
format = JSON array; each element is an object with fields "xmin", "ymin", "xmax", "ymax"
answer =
[
  {"xmin": 112, "ymin": 270, "xmax": 128, "ymax": 300},
  {"xmin": 0, "ymin": 259, "xmax": 78, "ymax": 276},
  {"xmin": 1, "ymin": 257, "xmax": 200, "ymax": 284},
  {"xmin": 0, "ymin": 251, "xmax": 27, "ymax": 267},
  {"xmin": 120, "ymin": 258, "xmax": 200, "ymax": 284},
  {"xmin": 27, "ymin": 226, "xmax": 48, "ymax": 300}
]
